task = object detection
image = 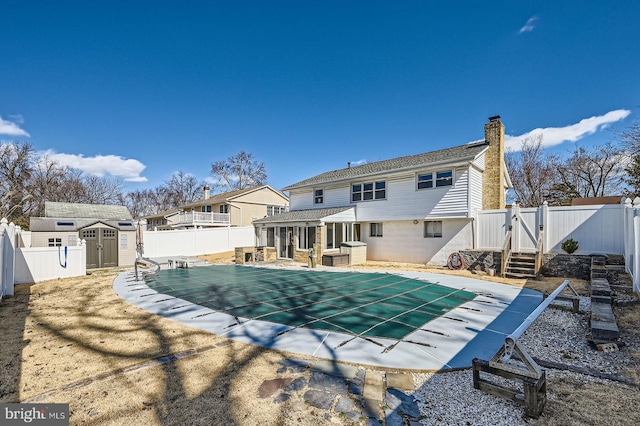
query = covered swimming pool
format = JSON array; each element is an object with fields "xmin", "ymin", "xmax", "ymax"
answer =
[{"xmin": 114, "ymin": 264, "xmax": 543, "ymax": 370}]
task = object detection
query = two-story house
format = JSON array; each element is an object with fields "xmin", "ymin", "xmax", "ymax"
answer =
[
  {"xmin": 253, "ymin": 116, "xmax": 511, "ymax": 266},
  {"xmin": 145, "ymin": 185, "xmax": 289, "ymax": 230}
]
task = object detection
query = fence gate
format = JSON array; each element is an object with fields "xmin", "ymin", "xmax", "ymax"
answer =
[
  {"xmin": 81, "ymin": 227, "xmax": 118, "ymax": 268},
  {"xmin": 511, "ymin": 205, "xmax": 540, "ymax": 252}
]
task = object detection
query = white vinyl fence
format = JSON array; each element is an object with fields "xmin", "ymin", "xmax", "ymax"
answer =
[
  {"xmin": 476, "ymin": 198, "xmax": 640, "ymax": 293},
  {"xmin": 141, "ymin": 226, "xmax": 255, "ymax": 258},
  {"xmin": 1, "ymin": 218, "xmax": 17, "ymax": 299},
  {"xmin": 14, "ymin": 243, "xmax": 87, "ymax": 285},
  {"xmin": 623, "ymin": 198, "xmax": 640, "ymax": 293}
]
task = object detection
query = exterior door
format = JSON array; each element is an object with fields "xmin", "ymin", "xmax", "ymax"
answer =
[
  {"xmin": 278, "ymin": 226, "xmax": 294, "ymax": 259},
  {"xmin": 81, "ymin": 227, "xmax": 119, "ymax": 268}
]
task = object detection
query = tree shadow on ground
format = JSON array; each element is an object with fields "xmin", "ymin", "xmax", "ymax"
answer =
[
  {"xmin": 10, "ymin": 269, "xmax": 347, "ymax": 425},
  {"xmin": 0, "ymin": 283, "xmax": 34, "ymax": 402}
]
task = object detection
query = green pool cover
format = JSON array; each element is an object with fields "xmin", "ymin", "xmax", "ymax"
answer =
[{"xmin": 146, "ymin": 265, "xmax": 476, "ymax": 341}]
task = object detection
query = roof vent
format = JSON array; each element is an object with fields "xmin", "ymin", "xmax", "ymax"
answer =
[{"xmin": 347, "ymin": 162, "xmax": 351, "ymax": 168}]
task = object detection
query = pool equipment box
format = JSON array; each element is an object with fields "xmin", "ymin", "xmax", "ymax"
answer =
[{"xmin": 340, "ymin": 241, "xmax": 367, "ymax": 265}]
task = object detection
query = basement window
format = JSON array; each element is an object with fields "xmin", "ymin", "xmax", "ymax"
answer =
[{"xmin": 424, "ymin": 221, "xmax": 442, "ymax": 238}]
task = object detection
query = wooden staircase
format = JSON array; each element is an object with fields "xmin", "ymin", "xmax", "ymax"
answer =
[{"xmin": 504, "ymin": 252, "xmax": 537, "ymax": 278}]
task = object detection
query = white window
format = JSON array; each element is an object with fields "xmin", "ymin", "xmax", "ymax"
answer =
[
  {"xmin": 370, "ymin": 223, "xmax": 383, "ymax": 237},
  {"xmin": 417, "ymin": 170, "xmax": 453, "ymax": 189},
  {"xmin": 219, "ymin": 204, "xmax": 229, "ymax": 214},
  {"xmin": 297, "ymin": 226, "xmax": 317, "ymax": 249},
  {"xmin": 424, "ymin": 221, "xmax": 442, "ymax": 238},
  {"xmin": 267, "ymin": 205, "xmax": 286, "ymax": 216},
  {"xmin": 436, "ymin": 170, "xmax": 453, "ymax": 187},
  {"xmin": 325, "ymin": 223, "xmax": 346, "ymax": 249},
  {"xmin": 417, "ymin": 173, "xmax": 433, "ymax": 189},
  {"xmin": 202, "ymin": 205, "xmax": 212, "ymax": 212},
  {"xmin": 314, "ymin": 189, "xmax": 324, "ymax": 204},
  {"xmin": 352, "ymin": 181, "xmax": 386, "ymax": 202},
  {"xmin": 120, "ymin": 234, "xmax": 128, "ymax": 249}
]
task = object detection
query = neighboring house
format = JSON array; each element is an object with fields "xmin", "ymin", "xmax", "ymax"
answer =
[
  {"xmin": 144, "ymin": 185, "xmax": 289, "ymax": 230},
  {"xmin": 253, "ymin": 116, "xmax": 512, "ymax": 266},
  {"xmin": 29, "ymin": 202, "xmax": 137, "ymax": 269}
]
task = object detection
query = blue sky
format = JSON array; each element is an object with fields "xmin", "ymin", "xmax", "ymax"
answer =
[{"xmin": 2, "ymin": 1, "xmax": 639, "ymax": 194}]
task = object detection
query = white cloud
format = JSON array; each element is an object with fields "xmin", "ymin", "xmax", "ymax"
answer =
[
  {"xmin": 0, "ymin": 115, "xmax": 30, "ymax": 136},
  {"xmin": 504, "ymin": 109, "xmax": 632, "ymax": 152},
  {"xmin": 519, "ymin": 16, "xmax": 539, "ymax": 34},
  {"xmin": 41, "ymin": 150, "xmax": 148, "ymax": 182}
]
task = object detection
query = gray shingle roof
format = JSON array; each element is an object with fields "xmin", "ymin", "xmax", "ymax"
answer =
[
  {"xmin": 282, "ymin": 141, "xmax": 489, "ymax": 191},
  {"xmin": 253, "ymin": 207, "xmax": 353, "ymax": 224},
  {"xmin": 44, "ymin": 202, "xmax": 133, "ymax": 220}
]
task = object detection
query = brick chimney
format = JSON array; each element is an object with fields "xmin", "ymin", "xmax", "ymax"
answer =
[
  {"xmin": 482, "ymin": 116, "xmax": 506, "ymax": 210},
  {"xmin": 204, "ymin": 185, "xmax": 210, "ymax": 199}
]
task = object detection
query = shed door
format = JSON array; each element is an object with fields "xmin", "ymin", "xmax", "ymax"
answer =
[
  {"xmin": 101, "ymin": 228, "xmax": 118, "ymax": 267},
  {"xmin": 81, "ymin": 228, "xmax": 119, "ymax": 268},
  {"xmin": 82, "ymin": 229, "xmax": 99, "ymax": 269}
]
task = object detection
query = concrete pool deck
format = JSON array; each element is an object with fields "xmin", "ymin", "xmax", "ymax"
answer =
[{"xmin": 113, "ymin": 263, "xmax": 543, "ymax": 371}]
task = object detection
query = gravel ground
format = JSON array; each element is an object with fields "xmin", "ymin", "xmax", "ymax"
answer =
[{"xmin": 411, "ymin": 297, "xmax": 638, "ymax": 426}]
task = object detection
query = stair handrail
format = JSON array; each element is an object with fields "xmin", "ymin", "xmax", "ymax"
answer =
[
  {"xmin": 501, "ymin": 227, "xmax": 513, "ymax": 278},
  {"xmin": 135, "ymin": 257, "xmax": 161, "ymax": 281},
  {"xmin": 534, "ymin": 227, "xmax": 544, "ymax": 276}
]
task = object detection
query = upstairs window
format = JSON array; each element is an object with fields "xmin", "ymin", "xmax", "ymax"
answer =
[
  {"xmin": 352, "ymin": 181, "xmax": 386, "ymax": 202},
  {"xmin": 417, "ymin": 170, "xmax": 453, "ymax": 189},
  {"xmin": 417, "ymin": 173, "xmax": 433, "ymax": 189},
  {"xmin": 267, "ymin": 205, "xmax": 287, "ymax": 216},
  {"xmin": 219, "ymin": 204, "xmax": 229, "ymax": 214},
  {"xmin": 202, "ymin": 205, "xmax": 212, "ymax": 213},
  {"xmin": 436, "ymin": 170, "xmax": 453, "ymax": 187},
  {"xmin": 314, "ymin": 189, "xmax": 324, "ymax": 204}
]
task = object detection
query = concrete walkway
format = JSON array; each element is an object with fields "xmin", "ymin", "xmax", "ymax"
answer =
[{"xmin": 113, "ymin": 264, "xmax": 542, "ymax": 371}]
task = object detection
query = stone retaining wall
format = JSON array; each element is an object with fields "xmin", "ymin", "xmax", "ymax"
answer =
[{"xmin": 459, "ymin": 250, "xmax": 595, "ymax": 280}]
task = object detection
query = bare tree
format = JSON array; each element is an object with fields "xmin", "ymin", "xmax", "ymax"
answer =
[
  {"xmin": 555, "ymin": 142, "xmax": 628, "ymax": 202},
  {"xmin": 617, "ymin": 120, "xmax": 640, "ymax": 197},
  {"xmin": 505, "ymin": 135, "xmax": 560, "ymax": 207},
  {"xmin": 0, "ymin": 141, "xmax": 35, "ymax": 223},
  {"xmin": 164, "ymin": 171, "xmax": 203, "ymax": 206},
  {"xmin": 26, "ymin": 155, "xmax": 74, "ymax": 217},
  {"xmin": 210, "ymin": 151, "xmax": 267, "ymax": 191}
]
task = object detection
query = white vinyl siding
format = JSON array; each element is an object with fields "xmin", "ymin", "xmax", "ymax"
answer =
[
  {"xmin": 469, "ymin": 165, "xmax": 484, "ymax": 217},
  {"xmin": 289, "ymin": 186, "xmax": 352, "ymax": 210},
  {"xmin": 289, "ymin": 165, "xmax": 472, "ymax": 220}
]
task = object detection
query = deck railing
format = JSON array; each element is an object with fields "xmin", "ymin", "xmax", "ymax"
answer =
[{"xmin": 177, "ymin": 211, "xmax": 230, "ymax": 226}]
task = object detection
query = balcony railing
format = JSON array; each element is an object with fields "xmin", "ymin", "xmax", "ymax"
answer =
[{"xmin": 176, "ymin": 211, "xmax": 230, "ymax": 227}]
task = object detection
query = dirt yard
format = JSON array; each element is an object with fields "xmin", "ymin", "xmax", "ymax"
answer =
[{"xmin": 1, "ymin": 255, "xmax": 638, "ymax": 425}]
